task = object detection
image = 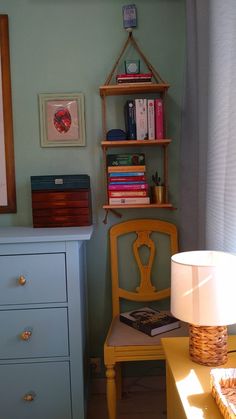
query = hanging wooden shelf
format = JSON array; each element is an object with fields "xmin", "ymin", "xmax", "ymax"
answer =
[
  {"xmin": 101, "ymin": 139, "xmax": 171, "ymax": 148},
  {"xmin": 99, "ymin": 83, "xmax": 170, "ymax": 97},
  {"xmin": 99, "ymin": 32, "xmax": 175, "ymax": 221},
  {"xmin": 103, "ymin": 203, "xmax": 175, "ymax": 210}
]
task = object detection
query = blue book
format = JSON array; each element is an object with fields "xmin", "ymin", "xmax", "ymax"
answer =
[
  {"xmin": 109, "ymin": 181, "xmax": 145, "ymax": 185},
  {"xmin": 124, "ymin": 100, "xmax": 136, "ymax": 140},
  {"xmin": 109, "ymin": 172, "xmax": 145, "ymax": 177}
]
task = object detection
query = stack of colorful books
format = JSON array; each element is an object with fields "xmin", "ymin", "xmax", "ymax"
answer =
[{"xmin": 107, "ymin": 153, "xmax": 150, "ymax": 205}]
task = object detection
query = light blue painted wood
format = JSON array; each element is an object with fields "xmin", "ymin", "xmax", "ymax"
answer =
[
  {"xmin": 0, "ymin": 308, "xmax": 69, "ymax": 359},
  {"xmin": 0, "ymin": 253, "xmax": 67, "ymax": 305},
  {"xmin": 66, "ymin": 240, "xmax": 86, "ymax": 418},
  {"xmin": 0, "ymin": 226, "xmax": 93, "ymax": 419},
  {"xmin": 0, "ymin": 362, "xmax": 72, "ymax": 419},
  {"xmin": 0, "ymin": 226, "xmax": 93, "ymax": 243}
]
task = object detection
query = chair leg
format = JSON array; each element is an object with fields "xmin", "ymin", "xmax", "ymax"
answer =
[
  {"xmin": 115, "ymin": 363, "xmax": 122, "ymax": 400},
  {"xmin": 106, "ymin": 364, "xmax": 117, "ymax": 419}
]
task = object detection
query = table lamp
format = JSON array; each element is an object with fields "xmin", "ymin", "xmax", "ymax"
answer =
[{"xmin": 171, "ymin": 250, "xmax": 236, "ymax": 366}]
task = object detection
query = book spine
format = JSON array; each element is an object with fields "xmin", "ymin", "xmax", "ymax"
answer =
[
  {"xmin": 109, "ymin": 190, "xmax": 148, "ymax": 197},
  {"xmin": 133, "ymin": 323, "xmax": 152, "ymax": 336},
  {"xmin": 107, "ymin": 153, "xmax": 145, "ymax": 166},
  {"xmin": 155, "ymin": 98, "xmax": 164, "ymax": 140},
  {"xmin": 107, "ymin": 165, "xmax": 146, "ymax": 173},
  {"xmin": 108, "ymin": 183, "xmax": 148, "ymax": 191},
  {"xmin": 116, "ymin": 73, "xmax": 152, "ymax": 79},
  {"xmin": 119, "ymin": 315, "xmax": 152, "ymax": 336},
  {"xmin": 117, "ymin": 79, "xmax": 152, "ymax": 84},
  {"xmin": 119, "ymin": 315, "xmax": 134, "ymax": 327},
  {"xmin": 109, "ymin": 172, "xmax": 145, "ymax": 177},
  {"xmin": 147, "ymin": 99, "xmax": 155, "ymax": 140},
  {"xmin": 109, "ymin": 181, "xmax": 146, "ymax": 185},
  {"xmin": 109, "ymin": 197, "xmax": 150, "ymax": 205},
  {"xmin": 108, "ymin": 176, "xmax": 146, "ymax": 182},
  {"xmin": 135, "ymin": 99, "xmax": 148, "ymax": 140},
  {"xmin": 124, "ymin": 100, "xmax": 136, "ymax": 140}
]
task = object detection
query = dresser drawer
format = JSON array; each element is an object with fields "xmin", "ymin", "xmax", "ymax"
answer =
[
  {"xmin": 0, "ymin": 308, "xmax": 69, "ymax": 359},
  {"xmin": 0, "ymin": 361, "xmax": 72, "ymax": 419},
  {"xmin": 0, "ymin": 253, "xmax": 67, "ymax": 305}
]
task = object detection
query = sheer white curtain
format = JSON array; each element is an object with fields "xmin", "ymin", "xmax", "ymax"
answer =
[{"xmin": 180, "ymin": 0, "xmax": 236, "ymax": 253}]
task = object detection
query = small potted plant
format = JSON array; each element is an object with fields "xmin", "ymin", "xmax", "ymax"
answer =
[{"xmin": 151, "ymin": 171, "xmax": 165, "ymax": 204}]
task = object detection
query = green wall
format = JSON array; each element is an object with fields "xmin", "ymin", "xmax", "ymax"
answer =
[{"xmin": 0, "ymin": 0, "xmax": 186, "ymax": 361}]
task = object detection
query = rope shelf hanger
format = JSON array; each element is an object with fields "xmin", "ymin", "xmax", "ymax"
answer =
[{"xmin": 104, "ymin": 31, "xmax": 167, "ymax": 86}]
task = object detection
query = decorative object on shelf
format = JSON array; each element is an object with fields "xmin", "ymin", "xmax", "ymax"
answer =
[
  {"xmin": 125, "ymin": 59, "xmax": 140, "ymax": 74},
  {"xmin": 151, "ymin": 171, "xmax": 165, "ymax": 204},
  {"xmin": 152, "ymin": 171, "xmax": 161, "ymax": 185},
  {"xmin": 122, "ymin": 4, "xmax": 137, "ymax": 30},
  {"xmin": 151, "ymin": 186, "xmax": 165, "ymax": 204},
  {"xmin": 171, "ymin": 250, "xmax": 236, "ymax": 366},
  {"xmin": 0, "ymin": 15, "xmax": 16, "ymax": 213},
  {"xmin": 39, "ymin": 93, "xmax": 86, "ymax": 147},
  {"xmin": 106, "ymin": 129, "xmax": 127, "ymax": 141},
  {"xmin": 211, "ymin": 368, "xmax": 236, "ymax": 418}
]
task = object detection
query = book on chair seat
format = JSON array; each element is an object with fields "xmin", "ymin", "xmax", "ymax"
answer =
[{"xmin": 120, "ymin": 307, "xmax": 180, "ymax": 337}]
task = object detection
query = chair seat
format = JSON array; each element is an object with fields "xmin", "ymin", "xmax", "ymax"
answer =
[{"xmin": 107, "ymin": 315, "xmax": 189, "ymax": 347}]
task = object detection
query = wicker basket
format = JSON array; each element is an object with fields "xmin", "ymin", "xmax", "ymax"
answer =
[{"xmin": 211, "ymin": 368, "xmax": 236, "ymax": 418}]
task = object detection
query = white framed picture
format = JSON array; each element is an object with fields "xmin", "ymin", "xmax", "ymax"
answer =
[{"xmin": 39, "ymin": 92, "xmax": 86, "ymax": 147}]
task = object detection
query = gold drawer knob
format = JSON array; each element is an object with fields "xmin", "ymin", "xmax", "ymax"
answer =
[
  {"xmin": 23, "ymin": 391, "xmax": 36, "ymax": 402},
  {"xmin": 20, "ymin": 330, "xmax": 32, "ymax": 341},
  {"xmin": 18, "ymin": 275, "xmax": 26, "ymax": 286}
]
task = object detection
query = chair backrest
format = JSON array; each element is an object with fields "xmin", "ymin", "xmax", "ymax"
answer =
[{"xmin": 110, "ymin": 219, "xmax": 179, "ymax": 317}]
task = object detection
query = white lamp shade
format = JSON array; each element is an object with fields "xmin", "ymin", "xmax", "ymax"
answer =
[{"xmin": 171, "ymin": 250, "xmax": 236, "ymax": 326}]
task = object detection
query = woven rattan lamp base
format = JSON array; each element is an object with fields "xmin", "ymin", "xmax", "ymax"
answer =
[{"xmin": 189, "ymin": 324, "xmax": 228, "ymax": 366}]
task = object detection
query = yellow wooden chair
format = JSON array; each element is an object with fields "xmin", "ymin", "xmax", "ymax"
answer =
[{"xmin": 104, "ymin": 218, "xmax": 188, "ymax": 419}]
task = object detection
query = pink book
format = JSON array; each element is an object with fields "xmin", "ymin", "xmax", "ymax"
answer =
[
  {"xmin": 108, "ymin": 176, "xmax": 146, "ymax": 182},
  {"xmin": 147, "ymin": 99, "xmax": 155, "ymax": 140},
  {"xmin": 155, "ymin": 98, "xmax": 164, "ymax": 140},
  {"xmin": 108, "ymin": 183, "xmax": 148, "ymax": 191}
]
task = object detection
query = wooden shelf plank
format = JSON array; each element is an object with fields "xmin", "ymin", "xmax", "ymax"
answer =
[
  {"xmin": 103, "ymin": 203, "xmax": 176, "ymax": 210},
  {"xmin": 99, "ymin": 83, "xmax": 170, "ymax": 96},
  {"xmin": 101, "ymin": 139, "xmax": 171, "ymax": 148}
]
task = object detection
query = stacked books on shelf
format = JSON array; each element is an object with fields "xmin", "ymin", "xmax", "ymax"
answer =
[
  {"xmin": 107, "ymin": 153, "xmax": 150, "ymax": 205},
  {"xmin": 120, "ymin": 306, "xmax": 180, "ymax": 337},
  {"xmin": 124, "ymin": 98, "xmax": 164, "ymax": 140},
  {"xmin": 116, "ymin": 73, "xmax": 152, "ymax": 84}
]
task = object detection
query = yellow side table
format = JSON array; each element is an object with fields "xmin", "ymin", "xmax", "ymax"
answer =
[{"xmin": 161, "ymin": 336, "xmax": 236, "ymax": 419}]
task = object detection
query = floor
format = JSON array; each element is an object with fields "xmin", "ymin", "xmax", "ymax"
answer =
[{"xmin": 87, "ymin": 375, "xmax": 167, "ymax": 419}]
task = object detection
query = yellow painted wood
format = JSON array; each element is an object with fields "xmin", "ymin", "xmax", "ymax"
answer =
[
  {"xmin": 104, "ymin": 219, "xmax": 181, "ymax": 419},
  {"xmin": 162, "ymin": 336, "xmax": 236, "ymax": 419},
  {"xmin": 103, "ymin": 203, "xmax": 175, "ymax": 210},
  {"xmin": 99, "ymin": 83, "xmax": 170, "ymax": 96},
  {"xmin": 101, "ymin": 140, "xmax": 172, "ymax": 148},
  {"xmin": 106, "ymin": 364, "xmax": 116, "ymax": 419}
]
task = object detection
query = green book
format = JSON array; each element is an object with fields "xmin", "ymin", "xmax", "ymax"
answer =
[{"xmin": 107, "ymin": 153, "xmax": 145, "ymax": 167}]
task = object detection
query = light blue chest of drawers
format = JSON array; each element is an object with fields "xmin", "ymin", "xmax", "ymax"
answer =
[{"xmin": 0, "ymin": 226, "xmax": 93, "ymax": 419}]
